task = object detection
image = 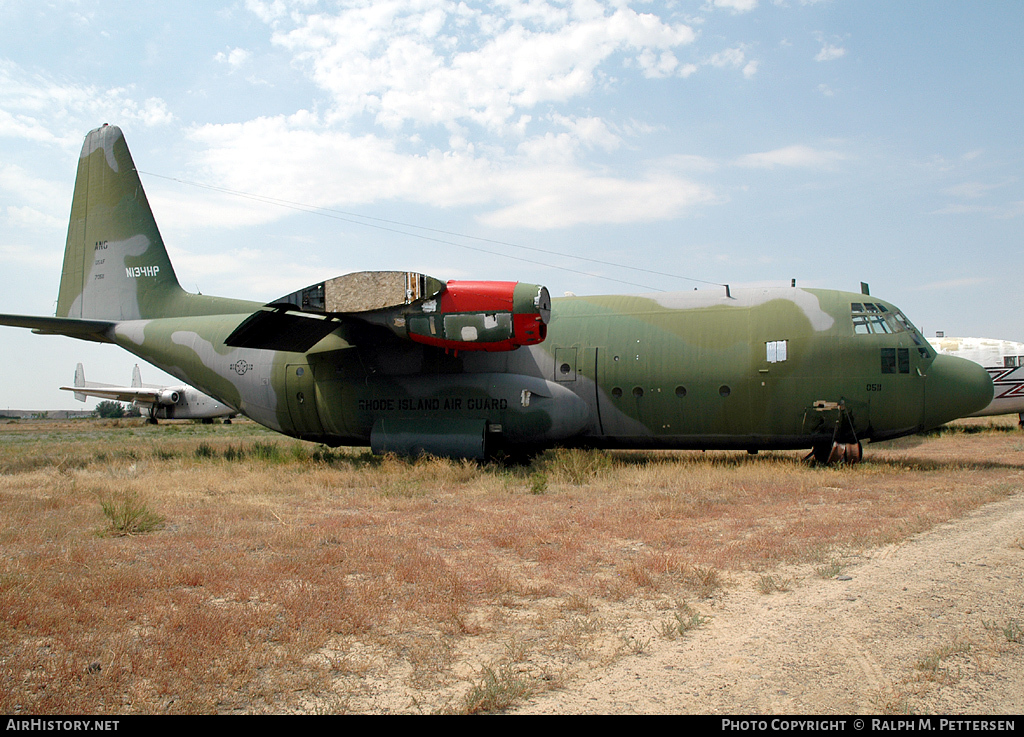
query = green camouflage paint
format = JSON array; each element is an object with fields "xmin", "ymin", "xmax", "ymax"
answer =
[{"xmin": 0, "ymin": 125, "xmax": 995, "ymax": 460}]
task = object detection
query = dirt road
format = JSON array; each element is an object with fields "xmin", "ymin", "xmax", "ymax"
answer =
[{"xmin": 516, "ymin": 490, "xmax": 1024, "ymax": 714}]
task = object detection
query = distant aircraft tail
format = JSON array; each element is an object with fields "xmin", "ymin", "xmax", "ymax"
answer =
[
  {"xmin": 56, "ymin": 125, "xmax": 187, "ymax": 321},
  {"xmin": 73, "ymin": 362, "xmax": 86, "ymax": 402}
]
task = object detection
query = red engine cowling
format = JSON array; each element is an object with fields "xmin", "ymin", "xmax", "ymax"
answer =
[{"xmin": 406, "ymin": 281, "xmax": 551, "ymax": 352}]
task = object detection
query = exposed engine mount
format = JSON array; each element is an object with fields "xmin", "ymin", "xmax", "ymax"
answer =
[{"xmin": 404, "ymin": 280, "xmax": 550, "ymax": 352}]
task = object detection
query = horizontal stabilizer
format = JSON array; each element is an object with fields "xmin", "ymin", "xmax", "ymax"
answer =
[{"xmin": 0, "ymin": 314, "xmax": 115, "ymax": 343}]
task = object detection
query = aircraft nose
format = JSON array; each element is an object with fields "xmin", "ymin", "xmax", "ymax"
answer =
[{"xmin": 922, "ymin": 355, "xmax": 993, "ymax": 430}]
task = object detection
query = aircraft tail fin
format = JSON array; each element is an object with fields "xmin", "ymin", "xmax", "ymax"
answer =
[
  {"xmin": 73, "ymin": 362, "xmax": 86, "ymax": 403},
  {"xmin": 56, "ymin": 125, "xmax": 187, "ymax": 321},
  {"xmin": 132, "ymin": 365, "xmax": 142, "ymax": 389}
]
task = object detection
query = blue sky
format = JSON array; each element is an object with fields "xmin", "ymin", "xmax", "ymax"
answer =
[{"xmin": 1, "ymin": 0, "xmax": 1021, "ymax": 410}]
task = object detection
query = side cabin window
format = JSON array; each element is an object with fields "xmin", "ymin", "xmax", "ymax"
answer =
[
  {"xmin": 881, "ymin": 347, "xmax": 911, "ymax": 374},
  {"xmin": 1006, "ymin": 356, "xmax": 1021, "ymax": 368},
  {"xmin": 765, "ymin": 340, "xmax": 788, "ymax": 363}
]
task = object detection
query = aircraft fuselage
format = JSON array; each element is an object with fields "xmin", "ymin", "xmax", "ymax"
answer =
[
  {"xmin": 107, "ymin": 286, "xmax": 987, "ymax": 459},
  {"xmin": 1, "ymin": 125, "xmax": 993, "ymax": 461}
]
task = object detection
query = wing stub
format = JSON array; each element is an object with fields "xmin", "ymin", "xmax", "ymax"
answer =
[{"xmin": 225, "ymin": 271, "xmax": 551, "ymax": 353}]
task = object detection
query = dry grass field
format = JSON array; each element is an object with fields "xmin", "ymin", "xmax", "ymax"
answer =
[{"xmin": 1, "ymin": 416, "xmax": 1021, "ymax": 714}]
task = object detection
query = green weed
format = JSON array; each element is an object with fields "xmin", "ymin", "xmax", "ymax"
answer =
[
  {"xmin": 757, "ymin": 573, "xmax": 793, "ymax": 594},
  {"xmin": 660, "ymin": 602, "xmax": 708, "ymax": 639},
  {"xmin": 457, "ymin": 663, "xmax": 534, "ymax": 714},
  {"xmin": 535, "ymin": 447, "xmax": 612, "ymax": 485},
  {"xmin": 814, "ymin": 559, "xmax": 844, "ymax": 578},
  {"xmin": 983, "ymin": 618, "xmax": 1024, "ymax": 643},
  {"xmin": 98, "ymin": 491, "xmax": 165, "ymax": 536}
]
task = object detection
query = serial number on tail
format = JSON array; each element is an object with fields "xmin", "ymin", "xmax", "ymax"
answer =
[{"xmin": 126, "ymin": 265, "xmax": 161, "ymax": 278}]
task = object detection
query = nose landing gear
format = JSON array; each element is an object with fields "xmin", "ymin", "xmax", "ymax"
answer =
[
  {"xmin": 806, "ymin": 400, "xmax": 863, "ymax": 465},
  {"xmin": 808, "ymin": 440, "xmax": 862, "ymax": 465}
]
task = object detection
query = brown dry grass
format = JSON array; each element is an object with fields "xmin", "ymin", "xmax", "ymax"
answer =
[{"xmin": 1, "ymin": 416, "xmax": 1021, "ymax": 714}]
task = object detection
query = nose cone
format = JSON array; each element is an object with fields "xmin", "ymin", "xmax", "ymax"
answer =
[{"xmin": 922, "ymin": 355, "xmax": 993, "ymax": 430}]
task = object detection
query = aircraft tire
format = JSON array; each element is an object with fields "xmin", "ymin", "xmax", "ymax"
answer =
[
  {"xmin": 811, "ymin": 440, "xmax": 863, "ymax": 466},
  {"xmin": 811, "ymin": 442, "xmax": 833, "ymax": 464}
]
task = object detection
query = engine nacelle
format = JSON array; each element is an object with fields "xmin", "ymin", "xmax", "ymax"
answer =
[
  {"xmin": 231, "ymin": 272, "xmax": 552, "ymax": 354},
  {"xmin": 155, "ymin": 389, "xmax": 181, "ymax": 406},
  {"xmin": 405, "ymin": 281, "xmax": 551, "ymax": 352}
]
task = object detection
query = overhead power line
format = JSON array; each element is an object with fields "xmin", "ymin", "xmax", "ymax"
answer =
[{"xmin": 139, "ymin": 170, "xmax": 727, "ymax": 293}]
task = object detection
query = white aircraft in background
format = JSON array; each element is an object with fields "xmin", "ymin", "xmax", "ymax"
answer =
[
  {"xmin": 928, "ymin": 336, "xmax": 1024, "ymax": 426},
  {"xmin": 61, "ymin": 363, "xmax": 237, "ymax": 423}
]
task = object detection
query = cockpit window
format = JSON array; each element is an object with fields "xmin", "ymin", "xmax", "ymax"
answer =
[
  {"xmin": 853, "ymin": 314, "xmax": 893, "ymax": 334},
  {"xmin": 851, "ymin": 303, "xmax": 932, "ymax": 358},
  {"xmin": 851, "ymin": 302, "xmax": 893, "ymax": 334}
]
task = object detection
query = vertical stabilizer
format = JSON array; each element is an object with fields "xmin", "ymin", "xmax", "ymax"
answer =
[
  {"xmin": 57, "ymin": 125, "xmax": 185, "ymax": 321},
  {"xmin": 73, "ymin": 363, "xmax": 86, "ymax": 402},
  {"xmin": 132, "ymin": 365, "xmax": 142, "ymax": 388}
]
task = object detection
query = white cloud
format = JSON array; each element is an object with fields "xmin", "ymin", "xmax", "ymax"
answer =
[
  {"xmin": 734, "ymin": 144, "xmax": 846, "ymax": 169},
  {"xmin": 0, "ymin": 163, "xmax": 68, "ymax": 231},
  {"xmin": 707, "ymin": 46, "xmax": 747, "ymax": 69},
  {"xmin": 549, "ymin": 113, "xmax": 622, "ymax": 151},
  {"xmin": 185, "ymin": 114, "xmax": 716, "ymax": 229},
  {"xmin": 0, "ymin": 60, "xmax": 173, "ymax": 142},
  {"xmin": 0, "ymin": 163, "xmax": 64, "ymax": 208},
  {"xmin": 709, "ymin": 0, "xmax": 759, "ymax": 13},
  {"xmin": 706, "ymin": 44, "xmax": 759, "ymax": 77},
  {"xmin": 0, "ymin": 243, "xmax": 63, "ymax": 270},
  {"xmin": 244, "ymin": 0, "xmax": 290, "ymax": 24},
  {"xmin": 170, "ymin": 245, "xmax": 331, "ymax": 298},
  {"xmin": 122, "ymin": 97, "xmax": 174, "ymax": 126},
  {"xmin": 3, "ymin": 205, "xmax": 64, "ymax": 231},
  {"xmin": 479, "ymin": 166, "xmax": 718, "ymax": 228},
  {"xmin": 169, "ymin": 4, "xmax": 730, "ymax": 230},
  {"xmin": 815, "ymin": 43, "xmax": 845, "ymax": 62},
  {"xmin": 215, "ymin": 47, "xmax": 252, "ymax": 69},
  {"xmin": 637, "ymin": 48, "xmax": 681, "ymax": 78},
  {"xmin": 145, "ymin": 183, "xmax": 288, "ymax": 230},
  {"xmin": 189, "ymin": 115, "xmax": 497, "ymax": 209},
  {"xmin": 260, "ymin": 1, "xmax": 697, "ymax": 134}
]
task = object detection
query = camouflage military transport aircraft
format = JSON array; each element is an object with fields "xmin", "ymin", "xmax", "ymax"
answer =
[{"xmin": 0, "ymin": 125, "xmax": 994, "ymax": 462}]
